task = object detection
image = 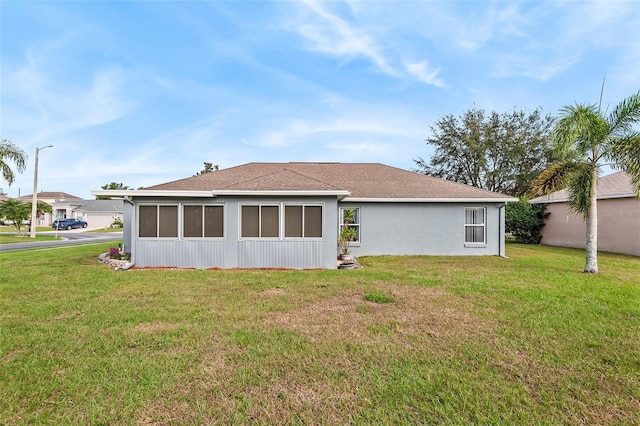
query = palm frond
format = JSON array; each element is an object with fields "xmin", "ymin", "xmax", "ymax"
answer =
[
  {"xmin": 553, "ymin": 104, "xmax": 603, "ymax": 158},
  {"xmin": 528, "ymin": 160, "xmax": 581, "ymax": 197},
  {"xmin": 567, "ymin": 163, "xmax": 594, "ymax": 219},
  {"xmin": 608, "ymin": 90, "xmax": 640, "ymax": 138},
  {"xmin": 606, "ymin": 131, "xmax": 640, "ymax": 169}
]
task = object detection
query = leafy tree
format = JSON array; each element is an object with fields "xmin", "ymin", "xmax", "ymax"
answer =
[
  {"xmin": 505, "ymin": 198, "xmax": 549, "ymax": 244},
  {"xmin": 35, "ymin": 201, "xmax": 53, "ymax": 220},
  {"xmin": 195, "ymin": 162, "xmax": 218, "ymax": 176},
  {"xmin": 414, "ymin": 108, "xmax": 556, "ymax": 196},
  {"xmin": 0, "ymin": 199, "xmax": 31, "ymax": 234},
  {"xmin": 0, "ymin": 138, "xmax": 27, "ymax": 186},
  {"xmin": 530, "ymin": 89, "xmax": 640, "ymax": 273},
  {"xmin": 97, "ymin": 182, "xmax": 131, "ymax": 199}
]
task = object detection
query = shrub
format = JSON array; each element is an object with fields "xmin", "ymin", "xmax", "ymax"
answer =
[
  {"xmin": 505, "ymin": 198, "xmax": 549, "ymax": 244},
  {"xmin": 111, "ymin": 220, "xmax": 123, "ymax": 228},
  {"xmin": 108, "ymin": 247, "xmax": 131, "ymax": 261}
]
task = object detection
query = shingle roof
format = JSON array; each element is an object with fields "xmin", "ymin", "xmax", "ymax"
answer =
[
  {"xmin": 146, "ymin": 162, "xmax": 512, "ymax": 200},
  {"xmin": 530, "ymin": 171, "xmax": 638, "ymax": 203},
  {"xmin": 19, "ymin": 191, "xmax": 83, "ymax": 202}
]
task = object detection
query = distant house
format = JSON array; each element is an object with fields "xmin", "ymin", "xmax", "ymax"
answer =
[
  {"xmin": 19, "ymin": 191, "xmax": 83, "ymax": 226},
  {"xmin": 17, "ymin": 192, "xmax": 123, "ymax": 229},
  {"xmin": 76, "ymin": 199, "xmax": 124, "ymax": 229},
  {"xmin": 92, "ymin": 162, "xmax": 517, "ymax": 269},
  {"xmin": 530, "ymin": 171, "xmax": 640, "ymax": 256}
]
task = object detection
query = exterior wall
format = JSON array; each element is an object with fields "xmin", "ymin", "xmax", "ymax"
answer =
[
  {"xmin": 83, "ymin": 212, "xmax": 117, "ymax": 229},
  {"xmin": 131, "ymin": 196, "xmax": 338, "ymax": 269},
  {"xmin": 540, "ymin": 198, "xmax": 640, "ymax": 256},
  {"xmin": 343, "ymin": 202, "xmax": 505, "ymax": 257}
]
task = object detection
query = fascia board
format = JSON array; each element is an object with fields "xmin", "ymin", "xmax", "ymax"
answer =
[
  {"xmin": 530, "ymin": 193, "xmax": 637, "ymax": 204},
  {"xmin": 343, "ymin": 197, "xmax": 518, "ymax": 203},
  {"xmin": 91, "ymin": 190, "xmax": 215, "ymax": 198},
  {"xmin": 91, "ymin": 189, "xmax": 352, "ymax": 198}
]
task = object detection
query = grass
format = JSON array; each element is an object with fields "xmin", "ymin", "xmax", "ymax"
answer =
[
  {"xmin": 1, "ymin": 243, "xmax": 639, "ymax": 424},
  {"xmin": 0, "ymin": 232, "xmax": 61, "ymax": 244}
]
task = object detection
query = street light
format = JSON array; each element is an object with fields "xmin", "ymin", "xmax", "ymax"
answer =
[{"xmin": 30, "ymin": 144, "xmax": 53, "ymax": 238}]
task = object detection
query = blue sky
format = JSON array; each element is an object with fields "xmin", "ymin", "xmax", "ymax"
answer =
[{"xmin": 1, "ymin": 0, "xmax": 639, "ymax": 199}]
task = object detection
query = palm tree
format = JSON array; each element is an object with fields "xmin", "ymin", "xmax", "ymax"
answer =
[
  {"xmin": 530, "ymin": 89, "xmax": 640, "ymax": 273},
  {"xmin": 0, "ymin": 139, "xmax": 27, "ymax": 186},
  {"xmin": 0, "ymin": 199, "xmax": 31, "ymax": 234}
]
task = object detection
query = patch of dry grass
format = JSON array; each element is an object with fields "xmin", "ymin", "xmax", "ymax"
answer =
[{"xmin": 1, "ymin": 242, "xmax": 639, "ymax": 424}]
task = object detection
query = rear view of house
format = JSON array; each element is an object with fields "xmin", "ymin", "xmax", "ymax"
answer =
[
  {"xmin": 531, "ymin": 171, "xmax": 640, "ymax": 256},
  {"xmin": 92, "ymin": 162, "xmax": 516, "ymax": 269}
]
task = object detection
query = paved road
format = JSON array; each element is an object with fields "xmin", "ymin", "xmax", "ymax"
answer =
[{"xmin": 0, "ymin": 229, "xmax": 123, "ymax": 252}]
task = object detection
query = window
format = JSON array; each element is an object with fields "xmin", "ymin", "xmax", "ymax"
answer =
[
  {"xmin": 465, "ymin": 207, "xmax": 486, "ymax": 244},
  {"xmin": 284, "ymin": 205, "xmax": 323, "ymax": 238},
  {"xmin": 241, "ymin": 205, "xmax": 280, "ymax": 238},
  {"xmin": 138, "ymin": 205, "xmax": 178, "ymax": 238},
  {"xmin": 339, "ymin": 207, "xmax": 360, "ymax": 243},
  {"xmin": 183, "ymin": 205, "xmax": 224, "ymax": 238}
]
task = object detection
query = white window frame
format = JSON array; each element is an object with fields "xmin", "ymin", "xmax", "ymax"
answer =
[
  {"xmin": 339, "ymin": 206, "xmax": 361, "ymax": 245},
  {"xmin": 137, "ymin": 204, "xmax": 179, "ymax": 239},
  {"xmin": 182, "ymin": 204, "xmax": 225, "ymax": 239},
  {"xmin": 283, "ymin": 203, "xmax": 324, "ymax": 240},
  {"xmin": 464, "ymin": 207, "xmax": 486, "ymax": 245},
  {"xmin": 239, "ymin": 204, "xmax": 281, "ymax": 240}
]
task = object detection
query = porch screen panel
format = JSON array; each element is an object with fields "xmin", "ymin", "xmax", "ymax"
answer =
[
  {"xmin": 159, "ymin": 206, "xmax": 178, "ymax": 238},
  {"xmin": 242, "ymin": 206, "xmax": 259, "ymax": 237},
  {"xmin": 285, "ymin": 206, "xmax": 303, "ymax": 237},
  {"xmin": 204, "ymin": 206, "xmax": 224, "ymax": 237},
  {"xmin": 139, "ymin": 206, "xmax": 157, "ymax": 237},
  {"xmin": 304, "ymin": 206, "xmax": 322, "ymax": 237},
  {"xmin": 183, "ymin": 206, "xmax": 203, "ymax": 237},
  {"xmin": 261, "ymin": 206, "xmax": 279, "ymax": 238}
]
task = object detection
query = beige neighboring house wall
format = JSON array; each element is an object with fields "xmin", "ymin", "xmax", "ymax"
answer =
[
  {"xmin": 19, "ymin": 191, "xmax": 84, "ymax": 225},
  {"xmin": 531, "ymin": 172, "xmax": 640, "ymax": 257}
]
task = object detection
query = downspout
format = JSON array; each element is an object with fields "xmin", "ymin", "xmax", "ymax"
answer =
[
  {"xmin": 116, "ymin": 196, "xmax": 136, "ymax": 271},
  {"xmin": 499, "ymin": 203, "xmax": 507, "ymax": 258},
  {"xmin": 116, "ymin": 261, "xmax": 135, "ymax": 271}
]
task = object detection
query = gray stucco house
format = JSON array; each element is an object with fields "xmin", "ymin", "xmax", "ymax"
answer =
[{"xmin": 92, "ymin": 162, "xmax": 516, "ymax": 269}]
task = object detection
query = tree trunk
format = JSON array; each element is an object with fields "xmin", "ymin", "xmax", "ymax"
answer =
[{"xmin": 584, "ymin": 167, "xmax": 598, "ymax": 273}]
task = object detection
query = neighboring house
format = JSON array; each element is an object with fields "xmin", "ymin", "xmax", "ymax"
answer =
[
  {"xmin": 76, "ymin": 199, "xmax": 124, "ymax": 229},
  {"xmin": 530, "ymin": 171, "xmax": 640, "ymax": 256},
  {"xmin": 92, "ymin": 162, "xmax": 517, "ymax": 269},
  {"xmin": 19, "ymin": 191, "xmax": 83, "ymax": 226}
]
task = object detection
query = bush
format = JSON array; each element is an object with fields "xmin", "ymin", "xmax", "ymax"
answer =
[
  {"xmin": 505, "ymin": 198, "xmax": 549, "ymax": 244},
  {"xmin": 108, "ymin": 247, "xmax": 131, "ymax": 261},
  {"xmin": 111, "ymin": 220, "xmax": 123, "ymax": 228}
]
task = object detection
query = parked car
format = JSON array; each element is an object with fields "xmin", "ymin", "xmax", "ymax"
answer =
[{"xmin": 52, "ymin": 218, "xmax": 88, "ymax": 230}]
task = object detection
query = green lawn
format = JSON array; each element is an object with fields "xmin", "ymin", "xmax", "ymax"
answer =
[
  {"xmin": 0, "ymin": 233, "xmax": 61, "ymax": 244},
  {"xmin": 1, "ymin": 243, "xmax": 638, "ymax": 424}
]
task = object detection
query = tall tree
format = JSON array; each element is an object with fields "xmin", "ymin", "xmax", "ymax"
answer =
[
  {"xmin": 194, "ymin": 162, "xmax": 218, "ymax": 176},
  {"xmin": 0, "ymin": 139, "xmax": 27, "ymax": 186},
  {"xmin": 97, "ymin": 182, "xmax": 130, "ymax": 199},
  {"xmin": 530, "ymin": 89, "xmax": 640, "ymax": 273},
  {"xmin": 414, "ymin": 108, "xmax": 556, "ymax": 196}
]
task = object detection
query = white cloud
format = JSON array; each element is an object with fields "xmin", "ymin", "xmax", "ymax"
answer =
[
  {"xmin": 293, "ymin": 0, "xmax": 396, "ymax": 76},
  {"xmin": 404, "ymin": 61, "xmax": 445, "ymax": 88}
]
